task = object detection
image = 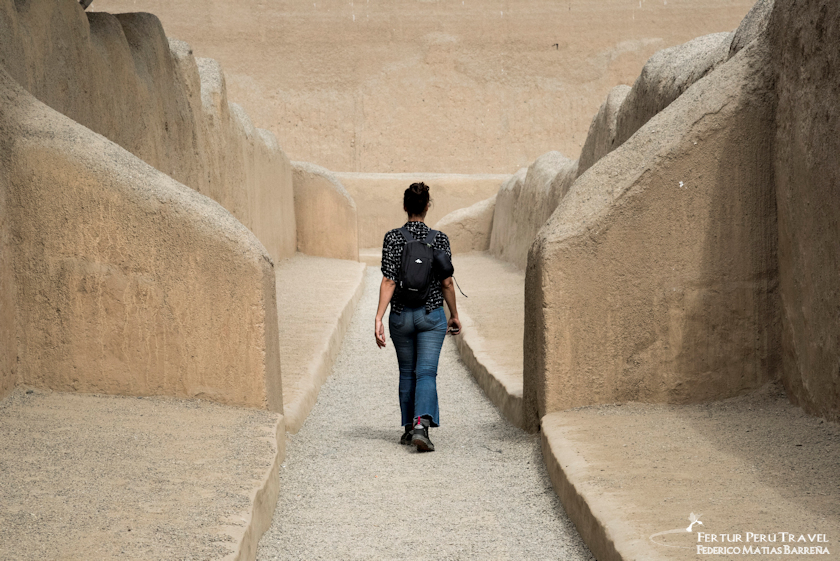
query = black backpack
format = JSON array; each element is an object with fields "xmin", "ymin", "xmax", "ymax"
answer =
[{"xmin": 396, "ymin": 227, "xmax": 438, "ymax": 307}]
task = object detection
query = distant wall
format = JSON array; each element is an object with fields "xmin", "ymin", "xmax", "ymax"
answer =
[
  {"xmin": 292, "ymin": 163, "xmax": 359, "ymax": 261},
  {"xmin": 523, "ymin": 39, "xmax": 779, "ymax": 430},
  {"xmin": 338, "ymin": 173, "xmax": 506, "ymax": 249},
  {"xmin": 771, "ymin": 0, "xmax": 840, "ymax": 422},
  {"xmin": 433, "ymin": 195, "xmax": 497, "ymax": 254},
  {"xmin": 0, "ymin": 0, "xmax": 296, "ymax": 263},
  {"xmin": 93, "ymin": 0, "xmax": 756, "ymax": 173},
  {"xmin": 490, "ymin": 154, "xmax": 578, "ymax": 269},
  {"xmin": 1, "ymin": 69, "xmax": 282, "ymax": 410}
]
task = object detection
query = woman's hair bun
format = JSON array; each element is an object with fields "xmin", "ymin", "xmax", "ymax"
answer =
[
  {"xmin": 411, "ymin": 182, "xmax": 430, "ymax": 195},
  {"xmin": 404, "ymin": 182, "xmax": 431, "ymax": 216}
]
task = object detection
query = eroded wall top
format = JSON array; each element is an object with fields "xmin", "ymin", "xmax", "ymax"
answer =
[{"xmin": 91, "ymin": 0, "xmax": 755, "ymax": 173}]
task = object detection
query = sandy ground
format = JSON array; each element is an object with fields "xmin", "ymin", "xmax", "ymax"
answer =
[
  {"xmin": 0, "ymin": 390, "xmax": 281, "ymax": 560},
  {"xmin": 453, "ymin": 252, "xmax": 525, "ymax": 388},
  {"xmin": 543, "ymin": 383, "xmax": 840, "ymax": 560},
  {"xmin": 276, "ymin": 254, "xmax": 366, "ymax": 433},
  {"xmin": 449, "ymin": 252, "xmax": 526, "ymax": 427},
  {"xmin": 257, "ymin": 267, "xmax": 593, "ymax": 560}
]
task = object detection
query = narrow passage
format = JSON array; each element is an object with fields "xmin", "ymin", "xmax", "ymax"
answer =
[{"xmin": 257, "ymin": 267, "xmax": 593, "ymax": 560}]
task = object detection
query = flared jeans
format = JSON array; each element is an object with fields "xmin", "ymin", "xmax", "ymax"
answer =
[{"xmin": 389, "ymin": 305, "xmax": 447, "ymax": 427}]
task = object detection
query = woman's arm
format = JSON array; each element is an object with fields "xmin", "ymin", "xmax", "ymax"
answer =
[
  {"xmin": 375, "ymin": 276, "xmax": 396, "ymax": 348},
  {"xmin": 441, "ymin": 277, "xmax": 461, "ymax": 335}
]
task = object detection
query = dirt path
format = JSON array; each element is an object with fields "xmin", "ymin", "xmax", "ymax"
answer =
[{"xmin": 257, "ymin": 267, "xmax": 593, "ymax": 560}]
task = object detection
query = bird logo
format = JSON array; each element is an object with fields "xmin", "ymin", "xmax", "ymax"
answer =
[
  {"xmin": 649, "ymin": 512, "xmax": 705, "ymax": 549},
  {"xmin": 686, "ymin": 513, "xmax": 703, "ymax": 532}
]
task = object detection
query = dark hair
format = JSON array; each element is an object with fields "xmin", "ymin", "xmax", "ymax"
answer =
[{"xmin": 404, "ymin": 182, "xmax": 431, "ymax": 217}]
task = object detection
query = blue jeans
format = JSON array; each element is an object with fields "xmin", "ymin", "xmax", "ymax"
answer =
[{"xmin": 389, "ymin": 305, "xmax": 447, "ymax": 427}]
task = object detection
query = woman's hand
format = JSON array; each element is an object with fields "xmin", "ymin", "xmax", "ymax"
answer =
[
  {"xmin": 375, "ymin": 277, "xmax": 396, "ymax": 349},
  {"xmin": 447, "ymin": 316, "xmax": 461, "ymax": 335},
  {"xmin": 375, "ymin": 317, "xmax": 387, "ymax": 348},
  {"xmin": 441, "ymin": 277, "xmax": 461, "ymax": 336}
]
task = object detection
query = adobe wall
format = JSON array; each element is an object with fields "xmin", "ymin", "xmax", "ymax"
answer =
[
  {"xmin": 337, "ymin": 173, "xmax": 505, "ymax": 249},
  {"xmin": 433, "ymin": 196, "xmax": 497, "ymax": 255},
  {"xmin": 482, "ymin": 28, "xmax": 746, "ymax": 271},
  {"xmin": 92, "ymin": 0, "xmax": 756, "ymax": 174},
  {"xmin": 1, "ymin": 68, "xmax": 283, "ymax": 410},
  {"xmin": 771, "ymin": 0, "xmax": 840, "ymax": 422},
  {"xmin": 489, "ymin": 153, "xmax": 578, "ymax": 269},
  {"xmin": 292, "ymin": 163, "xmax": 359, "ymax": 262},
  {"xmin": 0, "ymin": 168, "xmax": 13, "ymax": 399},
  {"xmin": 523, "ymin": 38, "xmax": 779, "ymax": 430},
  {"xmin": 0, "ymin": 0, "xmax": 296, "ymax": 263}
]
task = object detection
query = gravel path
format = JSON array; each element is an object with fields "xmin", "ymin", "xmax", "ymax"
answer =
[{"xmin": 257, "ymin": 267, "xmax": 593, "ymax": 560}]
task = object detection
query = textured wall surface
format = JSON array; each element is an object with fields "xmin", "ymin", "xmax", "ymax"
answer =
[
  {"xmin": 1, "ymin": 69, "xmax": 282, "ymax": 410},
  {"xmin": 771, "ymin": 0, "xmax": 840, "ymax": 422},
  {"xmin": 338, "ymin": 173, "xmax": 506, "ymax": 249},
  {"xmin": 490, "ymin": 153, "xmax": 578, "ymax": 269},
  {"xmin": 434, "ymin": 196, "xmax": 497, "ymax": 254},
  {"xmin": 292, "ymin": 163, "xmax": 359, "ymax": 262},
  {"xmin": 613, "ymin": 31, "xmax": 733, "ymax": 149},
  {"xmin": 0, "ymin": 0, "xmax": 296, "ymax": 263},
  {"xmin": 577, "ymin": 85, "xmax": 630, "ymax": 177},
  {"xmin": 92, "ymin": 0, "xmax": 756, "ymax": 173},
  {"xmin": 0, "ymin": 151, "xmax": 13, "ymax": 399},
  {"xmin": 523, "ymin": 39, "xmax": 779, "ymax": 430}
]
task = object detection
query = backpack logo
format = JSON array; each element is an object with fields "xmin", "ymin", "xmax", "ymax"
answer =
[{"xmin": 415, "ymin": 259, "xmax": 423, "ymax": 264}]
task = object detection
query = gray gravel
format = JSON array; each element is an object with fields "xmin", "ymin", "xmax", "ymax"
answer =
[{"xmin": 257, "ymin": 267, "xmax": 593, "ymax": 560}]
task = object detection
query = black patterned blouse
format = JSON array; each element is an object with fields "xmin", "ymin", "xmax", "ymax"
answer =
[{"xmin": 381, "ymin": 221, "xmax": 452, "ymax": 314}]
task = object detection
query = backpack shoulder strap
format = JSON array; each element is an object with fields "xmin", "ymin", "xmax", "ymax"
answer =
[
  {"xmin": 423, "ymin": 229, "xmax": 438, "ymax": 245},
  {"xmin": 398, "ymin": 227, "xmax": 414, "ymax": 243}
]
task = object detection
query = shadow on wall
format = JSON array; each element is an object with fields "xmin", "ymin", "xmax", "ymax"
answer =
[
  {"xmin": 770, "ymin": 0, "xmax": 840, "ymax": 423},
  {"xmin": 489, "ymin": 153, "xmax": 579, "ymax": 269}
]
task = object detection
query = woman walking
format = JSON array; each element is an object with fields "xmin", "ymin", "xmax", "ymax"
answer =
[{"xmin": 374, "ymin": 182, "xmax": 461, "ymax": 452}]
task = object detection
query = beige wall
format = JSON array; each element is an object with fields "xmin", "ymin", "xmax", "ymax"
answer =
[
  {"xmin": 190, "ymin": 56, "xmax": 297, "ymax": 262},
  {"xmin": 613, "ymin": 31, "xmax": 733, "ymax": 150},
  {"xmin": 292, "ymin": 163, "xmax": 359, "ymax": 262},
  {"xmin": 490, "ymin": 153, "xmax": 578, "ymax": 269},
  {"xmin": 486, "ymin": 30, "xmax": 741, "ymax": 272},
  {"xmin": 338, "ymin": 173, "xmax": 506, "ymax": 249},
  {"xmin": 771, "ymin": 0, "xmax": 840, "ymax": 422},
  {"xmin": 523, "ymin": 38, "xmax": 779, "ymax": 431},
  {"xmin": 1, "ymin": 68, "xmax": 282, "ymax": 410},
  {"xmin": 0, "ymin": 0, "xmax": 296, "ymax": 263},
  {"xmin": 91, "ymin": 0, "xmax": 756, "ymax": 174},
  {"xmin": 0, "ymin": 162, "xmax": 14, "ymax": 400},
  {"xmin": 433, "ymin": 195, "xmax": 497, "ymax": 255},
  {"xmin": 577, "ymin": 85, "xmax": 630, "ymax": 177}
]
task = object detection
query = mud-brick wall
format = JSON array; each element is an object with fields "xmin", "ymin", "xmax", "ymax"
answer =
[
  {"xmin": 93, "ymin": 0, "xmax": 756, "ymax": 174},
  {"xmin": 523, "ymin": 39, "xmax": 779, "ymax": 431},
  {"xmin": 0, "ymin": 0, "xmax": 295, "ymax": 263},
  {"xmin": 771, "ymin": 0, "xmax": 840, "ymax": 423},
  {"xmin": 0, "ymin": 158, "xmax": 13, "ymax": 399},
  {"xmin": 0, "ymin": 0, "xmax": 288, "ymax": 407},
  {"xmin": 1, "ymin": 69, "xmax": 282, "ymax": 409}
]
